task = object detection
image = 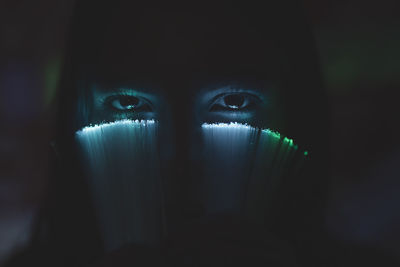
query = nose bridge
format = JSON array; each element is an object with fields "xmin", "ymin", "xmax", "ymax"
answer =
[
  {"xmin": 161, "ymin": 80, "xmax": 206, "ymax": 219},
  {"xmin": 162, "ymin": 77, "xmax": 201, "ymax": 158}
]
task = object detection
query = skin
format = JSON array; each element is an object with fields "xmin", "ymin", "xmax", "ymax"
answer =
[{"xmin": 82, "ymin": 5, "xmax": 288, "ymax": 163}]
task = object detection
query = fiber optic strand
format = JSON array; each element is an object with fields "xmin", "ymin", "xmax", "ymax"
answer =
[{"xmin": 201, "ymin": 122, "xmax": 308, "ymax": 224}]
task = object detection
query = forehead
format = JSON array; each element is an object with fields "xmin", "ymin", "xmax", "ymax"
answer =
[{"xmin": 87, "ymin": 3, "xmax": 288, "ymax": 91}]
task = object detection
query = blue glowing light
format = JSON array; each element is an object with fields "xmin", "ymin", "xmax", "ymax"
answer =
[
  {"xmin": 75, "ymin": 119, "xmax": 163, "ymax": 251},
  {"xmin": 75, "ymin": 120, "xmax": 308, "ymax": 249},
  {"xmin": 76, "ymin": 119, "xmax": 155, "ymax": 135},
  {"xmin": 200, "ymin": 122, "xmax": 308, "ymax": 221}
]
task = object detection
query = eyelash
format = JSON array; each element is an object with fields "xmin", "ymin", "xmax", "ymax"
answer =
[
  {"xmin": 103, "ymin": 94, "xmax": 152, "ymax": 112},
  {"xmin": 209, "ymin": 93, "xmax": 261, "ymax": 112},
  {"xmin": 102, "ymin": 92, "xmax": 260, "ymax": 113}
]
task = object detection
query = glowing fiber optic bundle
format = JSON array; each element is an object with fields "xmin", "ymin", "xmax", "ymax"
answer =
[
  {"xmin": 201, "ymin": 122, "xmax": 258, "ymax": 214},
  {"xmin": 201, "ymin": 122, "xmax": 308, "ymax": 224},
  {"xmin": 75, "ymin": 119, "xmax": 164, "ymax": 252}
]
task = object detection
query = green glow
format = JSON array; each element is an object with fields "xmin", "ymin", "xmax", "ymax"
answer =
[
  {"xmin": 262, "ymin": 128, "xmax": 281, "ymax": 140},
  {"xmin": 44, "ymin": 56, "xmax": 62, "ymax": 107},
  {"xmin": 201, "ymin": 122, "xmax": 308, "ymax": 219},
  {"xmin": 77, "ymin": 120, "xmax": 309, "ymax": 243},
  {"xmin": 316, "ymin": 26, "xmax": 400, "ymax": 93}
]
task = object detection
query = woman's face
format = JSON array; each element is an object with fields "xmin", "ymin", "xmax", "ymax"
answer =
[
  {"xmin": 84, "ymin": 6, "xmax": 287, "ymax": 135},
  {"xmin": 73, "ymin": 4, "xmax": 311, "ymax": 251}
]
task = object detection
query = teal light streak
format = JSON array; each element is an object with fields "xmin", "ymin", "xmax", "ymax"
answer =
[
  {"xmin": 201, "ymin": 122, "xmax": 253, "ymax": 130},
  {"xmin": 201, "ymin": 122, "xmax": 308, "ymax": 160},
  {"xmin": 77, "ymin": 119, "xmax": 155, "ymax": 135},
  {"xmin": 75, "ymin": 119, "xmax": 162, "ymax": 251},
  {"xmin": 202, "ymin": 123, "xmax": 304, "ymax": 152},
  {"xmin": 201, "ymin": 122, "xmax": 309, "ymax": 223}
]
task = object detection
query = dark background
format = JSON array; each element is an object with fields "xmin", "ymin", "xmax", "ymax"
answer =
[{"xmin": 0, "ymin": 0, "xmax": 399, "ymax": 265}]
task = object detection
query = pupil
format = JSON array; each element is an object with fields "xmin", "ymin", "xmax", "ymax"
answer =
[
  {"xmin": 120, "ymin": 96, "xmax": 139, "ymax": 107},
  {"xmin": 224, "ymin": 94, "xmax": 244, "ymax": 108}
]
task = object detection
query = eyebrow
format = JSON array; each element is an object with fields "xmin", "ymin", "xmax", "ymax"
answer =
[
  {"xmin": 198, "ymin": 83, "xmax": 267, "ymax": 102},
  {"xmin": 91, "ymin": 85, "xmax": 160, "ymax": 100}
]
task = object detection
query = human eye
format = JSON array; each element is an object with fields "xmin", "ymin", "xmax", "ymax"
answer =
[
  {"xmin": 105, "ymin": 94, "xmax": 152, "ymax": 112},
  {"xmin": 209, "ymin": 92, "xmax": 261, "ymax": 112}
]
